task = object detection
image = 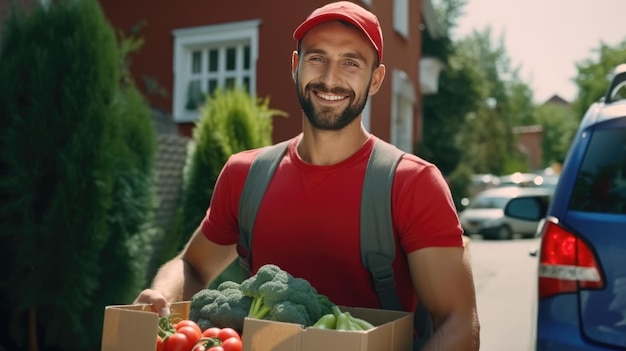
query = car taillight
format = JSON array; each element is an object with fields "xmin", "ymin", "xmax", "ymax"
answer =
[{"xmin": 537, "ymin": 219, "xmax": 604, "ymax": 299}]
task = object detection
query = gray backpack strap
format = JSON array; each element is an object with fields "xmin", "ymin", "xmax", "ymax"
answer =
[
  {"xmin": 360, "ymin": 140, "xmax": 433, "ymax": 349},
  {"xmin": 237, "ymin": 139, "xmax": 291, "ymax": 276},
  {"xmin": 360, "ymin": 140, "xmax": 404, "ymax": 311}
]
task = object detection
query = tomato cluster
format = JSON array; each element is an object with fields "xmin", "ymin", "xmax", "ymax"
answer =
[{"xmin": 157, "ymin": 318, "xmax": 242, "ymax": 351}]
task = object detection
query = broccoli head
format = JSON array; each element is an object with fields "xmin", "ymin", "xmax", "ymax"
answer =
[
  {"xmin": 239, "ymin": 264, "xmax": 324, "ymax": 327},
  {"xmin": 188, "ymin": 281, "xmax": 252, "ymax": 334},
  {"xmin": 317, "ymin": 293, "xmax": 336, "ymax": 316}
]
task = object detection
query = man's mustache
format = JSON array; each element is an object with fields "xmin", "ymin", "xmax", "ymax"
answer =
[{"xmin": 306, "ymin": 83, "xmax": 353, "ymax": 97}]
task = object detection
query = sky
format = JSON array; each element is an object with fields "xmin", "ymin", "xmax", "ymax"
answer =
[{"xmin": 450, "ymin": 0, "xmax": 626, "ymax": 104}]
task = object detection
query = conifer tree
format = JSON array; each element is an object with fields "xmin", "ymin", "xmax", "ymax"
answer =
[
  {"xmin": 0, "ymin": 1, "xmax": 157, "ymax": 350},
  {"xmin": 164, "ymin": 88, "xmax": 285, "ymax": 285}
]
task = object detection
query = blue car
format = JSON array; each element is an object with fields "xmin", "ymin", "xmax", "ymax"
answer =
[{"xmin": 506, "ymin": 64, "xmax": 626, "ymax": 350}]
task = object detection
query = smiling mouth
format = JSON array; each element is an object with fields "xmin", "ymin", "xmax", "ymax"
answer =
[{"xmin": 315, "ymin": 92, "xmax": 348, "ymax": 102}]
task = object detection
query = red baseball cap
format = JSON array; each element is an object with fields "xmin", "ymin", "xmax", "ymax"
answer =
[{"xmin": 293, "ymin": 1, "xmax": 383, "ymax": 63}]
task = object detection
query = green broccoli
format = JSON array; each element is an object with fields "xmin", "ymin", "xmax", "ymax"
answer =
[
  {"xmin": 239, "ymin": 264, "xmax": 323, "ymax": 327},
  {"xmin": 188, "ymin": 280, "xmax": 252, "ymax": 333},
  {"xmin": 317, "ymin": 293, "xmax": 336, "ymax": 316}
]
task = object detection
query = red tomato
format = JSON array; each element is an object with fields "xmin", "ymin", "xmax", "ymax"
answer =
[
  {"xmin": 156, "ymin": 335, "xmax": 165, "ymax": 351},
  {"xmin": 202, "ymin": 327, "xmax": 221, "ymax": 339},
  {"xmin": 177, "ymin": 326, "xmax": 201, "ymax": 344},
  {"xmin": 206, "ymin": 347, "xmax": 224, "ymax": 351},
  {"xmin": 221, "ymin": 337, "xmax": 243, "ymax": 351},
  {"xmin": 164, "ymin": 332, "xmax": 195, "ymax": 351},
  {"xmin": 176, "ymin": 320, "xmax": 202, "ymax": 336},
  {"xmin": 217, "ymin": 328, "xmax": 240, "ymax": 343}
]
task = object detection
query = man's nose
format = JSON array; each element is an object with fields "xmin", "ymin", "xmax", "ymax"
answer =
[{"xmin": 319, "ymin": 63, "xmax": 342, "ymax": 87}]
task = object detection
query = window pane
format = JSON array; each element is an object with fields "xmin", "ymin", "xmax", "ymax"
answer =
[
  {"xmin": 569, "ymin": 127, "xmax": 626, "ymax": 214},
  {"xmin": 207, "ymin": 79, "xmax": 218, "ymax": 96},
  {"xmin": 208, "ymin": 49, "xmax": 219, "ymax": 72},
  {"xmin": 186, "ymin": 80, "xmax": 203, "ymax": 110},
  {"xmin": 191, "ymin": 51, "xmax": 201, "ymax": 73},
  {"xmin": 243, "ymin": 45, "xmax": 251, "ymax": 69},
  {"xmin": 243, "ymin": 76, "xmax": 250, "ymax": 92},
  {"xmin": 225, "ymin": 77, "xmax": 236, "ymax": 89},
  {"xmin": 226, "ymin": 47, "xmax": 237, "ymax": 71}
]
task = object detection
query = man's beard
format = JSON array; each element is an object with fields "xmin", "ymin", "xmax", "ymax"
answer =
[{"xmin": 296, "ymin": 78, "xmax": 370, "ymax": 131}]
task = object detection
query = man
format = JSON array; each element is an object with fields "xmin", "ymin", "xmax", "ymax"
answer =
[{"xmin": 135, "ymin": 2, "xmax": 480, "ymax": 349}]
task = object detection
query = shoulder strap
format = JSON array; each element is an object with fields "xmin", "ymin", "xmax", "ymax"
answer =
[
  {"xmin": 361, "ymin": 141, "xmax": 433, "ymax": 349},
  {"xmin": 237, "ymin": 138, "xmax": 291, "ymax": 276},
  {"xmin": 360, "ymin": 140, "xmax": 404, "ymax": 310}
]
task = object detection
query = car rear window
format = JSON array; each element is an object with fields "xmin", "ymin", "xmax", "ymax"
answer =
[
  {"xmin": 468, "ymin": 196, "xmax": 509, "ymax": 209},
  {"xmin": 569, "ymin": 127, "xmax": 626, "ymax": 214}
]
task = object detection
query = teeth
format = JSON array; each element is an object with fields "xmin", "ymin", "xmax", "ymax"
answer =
[{"xmin": 317, "ymin": 93, "xmax": 346, "ymax": 101}]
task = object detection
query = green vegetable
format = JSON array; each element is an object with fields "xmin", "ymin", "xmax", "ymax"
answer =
[
  {"xmin": 349, "ymin": 312, "xmax": 376, "ymax": 330},
  {"xmin": 239, "ymin": 264, "xmax": 325, "ymax": 327},
  {"xmin": 312, "ymin": 305, "xmax": 376, "ymax": 331},
  {"xmin": 312, "ymin": 313, "xmax": 337, "ymax": 329},
  {"xmin": 188, "ymin": 280, "xmax": 252, "ymax": 333},
  {"xmin": 317, "ymin": 293, "xmax": 336, "ymax": 316}
]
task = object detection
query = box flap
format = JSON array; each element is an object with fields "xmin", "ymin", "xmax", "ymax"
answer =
[
  {"xmin": 242, "ymin": 306, "xmax": 413, "ymax": 351},
  {"xmin": 242, "ymin": 318, "xmax": 302, "ymax": 351},
  {"xmin": 101, "ymin": 304, "xmax": 159, "ymax": 351},
  {"xmin": 100, "ymin": 301, "xmax": 190, "ymax": 351}
]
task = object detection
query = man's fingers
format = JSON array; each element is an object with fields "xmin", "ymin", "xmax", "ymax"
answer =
[{"xmin": 134, "ymin": 289, "xmax": 170, "ymax": 316}]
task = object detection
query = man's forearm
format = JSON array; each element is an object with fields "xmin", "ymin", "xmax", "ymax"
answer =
[
  {"xmin": 151, "ymin": 256, "xmax": 207, "ymax": 301},
  {"xmin": 422, "ymin": 314, "xmax": 480, "ymax": 351}
]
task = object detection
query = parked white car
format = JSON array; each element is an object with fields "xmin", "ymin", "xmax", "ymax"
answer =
[{"xmin": 458, "ymin": 186, "xmax": 552, "ymax": 239}]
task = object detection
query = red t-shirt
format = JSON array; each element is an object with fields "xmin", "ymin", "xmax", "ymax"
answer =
[{"xmin": 201, "ymin": 134, "xmax": 463, "ymax": 313}]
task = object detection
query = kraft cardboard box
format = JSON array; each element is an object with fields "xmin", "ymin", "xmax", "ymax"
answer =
[
  {"xmin": 242, "ymin": 306, "xmax": 414, "ymax": 351},
  {"xmin": 101, "ymin": 302, "xmax": 413, "ymax": 351},
  {"xmin": 101, "ymin": 301, "xmax": 190, "ymax": 351}
]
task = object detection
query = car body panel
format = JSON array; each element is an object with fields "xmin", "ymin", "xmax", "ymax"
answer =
[{"xmin": 533, "ymin": 90, "xmax": 626, "ymax": 349}]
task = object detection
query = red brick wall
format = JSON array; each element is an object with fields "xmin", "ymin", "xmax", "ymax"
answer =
[{"xmin": 513, "ymin": 125, "xmax": 543, "ymax": 171}]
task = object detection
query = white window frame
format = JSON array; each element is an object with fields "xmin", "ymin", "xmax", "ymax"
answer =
[
  {"xmin": 393, "ymin": 0, "xmax": 409, "ymax": 39},
  {"xmin": 390, "ymin": 69, "xmax": 416, "ymax": 152},
  {"xmin": 172, "ymin": 19, "xmax": 260, "ymax": 123}
]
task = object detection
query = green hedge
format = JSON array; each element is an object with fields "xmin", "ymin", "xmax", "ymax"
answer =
[{"xmin": 0, "ymin": 1, "xmax": 157, "ymax": 350}]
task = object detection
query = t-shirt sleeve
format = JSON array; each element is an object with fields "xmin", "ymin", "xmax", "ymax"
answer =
[
  {"xmin": 200, "ymin": 151, "xmax": 257, "ymax": 245},
  {"xmin": 393, "ymin": 156, "xmax": 464, "ymax": 253}
]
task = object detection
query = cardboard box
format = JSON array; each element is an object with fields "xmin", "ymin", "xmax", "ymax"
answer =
[
  {"xmin": 101, "ymin": 301, "xmax": 190, "ymax": 351},
  {"xmin": 242, "ymin": 306, "xmax": 414, "ymax": 351},
  {"xmin": 101, "ymin": 302, "xmax": 413, "ymax": 351}
]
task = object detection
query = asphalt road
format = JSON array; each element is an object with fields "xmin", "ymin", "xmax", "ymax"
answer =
[{"xmin": 468, "ymin": 235, "xmax": 541, "ymax": 351}]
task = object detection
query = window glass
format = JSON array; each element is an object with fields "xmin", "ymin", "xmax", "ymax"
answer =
[
  {"xmin": 172, "ymin": 20, "xmax": 259, "ymax": 121},
  {"xmin": 226, "ymin": 47, "xmax": 237, "ymax": 71},
  {"xmin": 469, "ymin": 196, "xmax": 510, "ymax": 210},
  {"xmin": 208, "ymin": 49, "xmax": 219, "ymax": 72},
  {"xmin": 243, "ymin": 45, "xmax": 251, "ymax": 70},
  {"xmin": 569, "ymin": 127, "xmax": 626, "ymax": 214},
  {"xmin": 191, "ymin": 51, "xmax": 202, "ymax": 73}
]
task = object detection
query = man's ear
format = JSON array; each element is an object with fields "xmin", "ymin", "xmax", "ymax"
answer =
[
  {"xmin": 368, "ymin": 64, "xmax": 386, "ymax": 96},
  {"xmin": 291, "ymin": 50, "xmax": 299, "ymax": 82}
]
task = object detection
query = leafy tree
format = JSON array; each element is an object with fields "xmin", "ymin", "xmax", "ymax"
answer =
[
  {"xmin": 534, "ymin": 102, "xmax": 577, "ymax": 168},
  {"xmin": 168, "ymin": 88, "xmax": 286, "ymax": 257},
  {"xmin": 0, "ymin": 1, "xmax": 156, "ymax": 350},
  {"xmin": 573, "ymin": 39, "xmax": 626, "ymax": 119},
  {"xmin": 159, "ymin": 88, "xmax": 286, "ymax": 287},
  {"xmin": 419, "ymin": 0, "xmax": 480, "ymax": 174}
]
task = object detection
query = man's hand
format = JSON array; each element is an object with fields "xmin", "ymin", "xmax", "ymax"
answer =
[{"xmin": 134, "ymin": 288, "xmax": 170, "ymax": 316}]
